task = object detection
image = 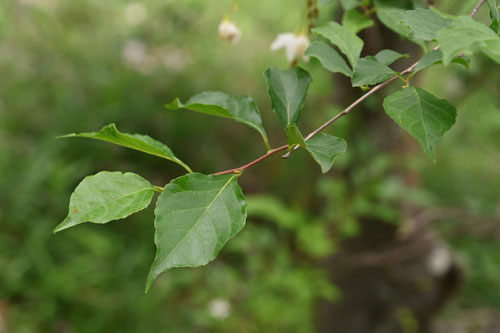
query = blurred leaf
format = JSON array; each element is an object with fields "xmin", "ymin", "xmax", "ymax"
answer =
[
  {"xmin": 304, "ymin": 133, "xmax": 347, "ymax": 173},
  {"xmin": 59, "ymin": 123, "xmax": 192, "ymax": 172},
  {"xmin": 413, "ymin": 50, "xmax": 469, "ymax": 74},
  {"xmin": 377, "ymin": 7, "xmax": 410, "ymax": 35},
  {"xmin": 54, "ymin": 171, "xmax": 154, "ymax": 232},
  {"xmin": 166, "ymin": 91, "xmax": 269, "ymax": 150},
  {"xmin": 305, "ymin": 41, "xmax": 353, "ymax": 77},
  {"xmin": 383, "ymin": 86, "xmax": 457, "ymax": 162},
  {"xmin": 264, "ymin": 66, "xmax": 312, "ymax": 128},
  {"xmin": 352, "ymin": 56, "xmax": 396, "ymax": 87},
  {"xmin": 487, "ymin": 0, "xmax": 499, "ymax": 33},
  {"xmin": 146, "ymin": 173, "xmax": 246, "ymax": 292},
  {"xmin": 342, "ymin": 8, "xmax": 375, "ymax": 34},
  {"xmin": 402, "ymin": 8, "xmax": 453, "ymax": 41},
  {"xmin": 436, "ymin": 16, "xmax": 500, "ymax": 65},
  {"xmin": 375, "ymin": 49, "xmax": 409, "ymax": 65},
  {"xmin": 340, "ymin": 0, "xmax": 364, "ymax": 10},
  {"xmin": 312, "ymin": 21, "xmax": 364, "ymax": 68},
  {"xmin": 285, "ymin": 125, "xmax": 306, "ymax": 147}
]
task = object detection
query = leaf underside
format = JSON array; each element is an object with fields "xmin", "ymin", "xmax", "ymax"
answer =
[
  {"xmin": 165, "ymin": 91, "xmax": 269, "ymax": 149},
  {"xmin": 306, "ymin": 41, "xmax": 353, "ymax": 77}
]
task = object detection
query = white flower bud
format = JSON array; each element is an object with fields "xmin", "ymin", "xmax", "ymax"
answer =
[
  {"xmin": 270, "ymin": 33, "xmax": 310, "ymax": 63},
  {"xmin": 218, "ymin": 20, "xmax": 242, "ymax": 44}
]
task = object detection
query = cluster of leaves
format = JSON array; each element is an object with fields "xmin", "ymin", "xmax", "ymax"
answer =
[{"xmin": 56, "ymin": 1, "xmax": 500, "ymax": 291}]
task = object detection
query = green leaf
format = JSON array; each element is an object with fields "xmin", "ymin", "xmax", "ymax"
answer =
[
  {"xmin": 312, "ymin": 21, "xmax": 364, "ymax": 68},
  {"xmin": 166, "ymin": 92, "xmax": 269, "ymax": 150},
  {"xmin": 54, "ymin": 171, "xmax": 155, "ymax": 232},
  {"xmin": 402, "ymin": 8, "xmax": 453, "ymax": 41},
  {"xmin": 352, "ymin": 56, "xmax": 396, "ymax": 87},
  {"xmin": 487, "ymin": 0, "xmax": 499, "ymax": 33},
  {"xmin": 59, "ymin": 123, "xmax": 192, "ymax": 172},
  {"xmin": 340, "ymin": 0, "xmax": 364, "ymax": 10},
  {"xmin": 305, "ymin": 41, "xmax": 353, "ymax": 77},
  {"xmin": 436, "ymin": 16, "xmax": 500, "ymax": 65},
  {"xmin": 383, "ymin": 87, "xmax": 457, "ymax": 162},
  {"xmin": 375, "ymin": 6, "xmax": 411, "ymax": 37},
  {"xmin": 481, "ymin": 39, "xmax": 500, "ymax": 64},
  {"xmin": 264, "ymin": 66, "xmax": 312, "ymax": 128},
  {"xmin": 413, "ymin": 50, "xmax": 469, "ymax": 74},
  {"xmin": 285, "ymin": 125, "xmax": 306, "ymax": 148},
  {"xmin": 304, "ymin": 134, "xmax": 347, "ymax": 173},
  {"xmin": 342, "ymin": 9, "xmax": 375, "ymax": 34},
  {"xmin": 146, "ymin": 173, "xmax": 246, "ymax": 292},
  {"xmin": 375, "ymin": 49, "xmax": 408, "ymax": 65}
]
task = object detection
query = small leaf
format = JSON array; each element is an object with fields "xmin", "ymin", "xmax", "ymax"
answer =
[
  {"xmin": 413, "ymin": 50, "xmax": 443, "ymax": 73},
  {"xmin": 264, "ymin": 66, "xmax": 313, "ymax": 128},
  {"xmin": 285, "ymin": 125, "xmax": 306, "ymax": 148},
  {"xmin": 413, "ymin": 50, "xmax": 469, "ymax": 74},
  {"xmin": 436, "ymin": 16, "xmax": 500, "ymax": 65},
  {"xmin": 383, "ymin": 87, "xmax": 457, "ymax": 162},
  {"xmin": 54, "ymin": 171, "xmax": 155, "ymax": 232},
  {"xmin": 312, "ymin": 21, "xmax": 364, "ymax": 68},
  {"xmin": 59, "ymin": 124, "xmax": 192, "ymax": 172},
  {"xmin": 342, "ymin": 9, "xmax": 375, "ymax": 34},
  {"xmin": 402, "ymin": 8, "xmax": 453, "ymax": 41},
  {"xmin": 305, "ymin": 41, "xmax": 353, "ymax": 77},
  {"xmin": 304, "ymin": 134, "xmax": 347, "ymax": 173},
  {"xmin": 352, "ymin": 56, "xmax": 396, "ymax": 87},
  {"xmin": 166, "ymin": 91, "xmax": 269, "ymax": 150},
  {"xmin": 375, "ymin": 49, "xmax": 409, "ymax": 65},
  {"xmin": 146, "ymin": 173, "xmax": 246, "ymax": 292}
]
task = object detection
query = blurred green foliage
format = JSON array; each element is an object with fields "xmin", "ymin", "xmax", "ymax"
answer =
[{"xmin": 0, "ymin": 0, "xmax": 499, "ymax": 331}]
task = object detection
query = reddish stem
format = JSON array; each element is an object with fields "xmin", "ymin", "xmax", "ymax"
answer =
[{"xmin": 212, "ymin": 145, "xmax": 288, "ymax": 175}]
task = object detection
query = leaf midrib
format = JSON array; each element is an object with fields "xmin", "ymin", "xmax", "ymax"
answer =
[
  {"xmin": 161, "ymin": 175, "xmax": 237, "ymax": 264},
  {"xmin": 77, "ymin": 186, "xmax": 153, "ymax": 222}
]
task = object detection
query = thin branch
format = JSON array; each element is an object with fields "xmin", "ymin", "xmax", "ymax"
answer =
[
  {"xmin": 213, "ymin": 145, "xmax": 288, "ymax": 175},
  {"xmin": 212, "ymin": 0, "xmax": 486, "ymax": 175}
]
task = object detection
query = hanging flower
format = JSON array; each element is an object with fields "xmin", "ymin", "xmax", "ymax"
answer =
[
  {"xmin": 270, "ymin": 33, "xmax": 310, "ymax": 63},
  {"xmin": 218, "ymin": 19, "xmax": 242, "ymax": 44}
]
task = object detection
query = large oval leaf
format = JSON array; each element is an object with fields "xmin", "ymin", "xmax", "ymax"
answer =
[
  {"xmin": 54, "ymin": 171, "xmax": 155, "ymax": 232},
  {"xmin": 146, "ymin": 173, "xmax": 246, "ymax": 292},
  {"xmin": 383, "ymin": 87, "xmax": 456, "ymax": 162},
  {"xmin": 166, "ymin": 91, "xmax": 269, "ymax": 150},
  {"xmin": 59, "ymin": 123, "xmax": 192, "ymax": 172}
]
